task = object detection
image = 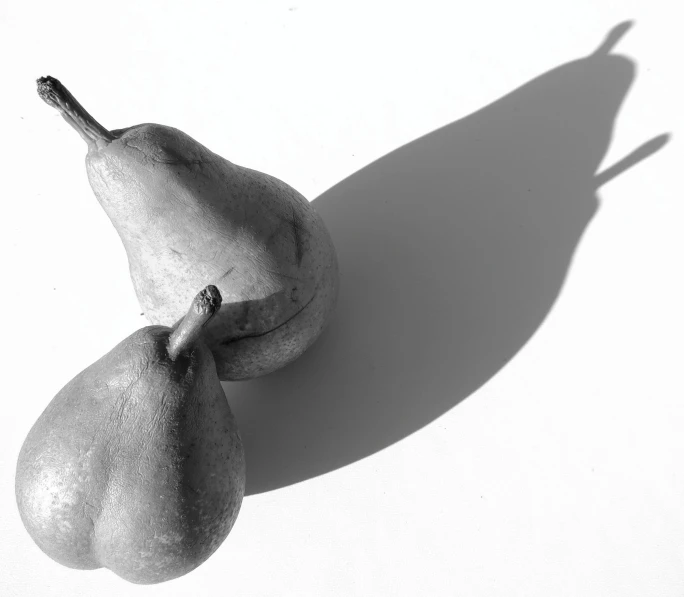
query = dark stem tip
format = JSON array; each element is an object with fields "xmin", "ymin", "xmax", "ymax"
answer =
[
  {"xmin": 36, "ymin": 76, "xmax": 63, "ymax": 109},
  {"xmin": 194, "ymin": 285, "xmax": 222, "ymax": 316}
]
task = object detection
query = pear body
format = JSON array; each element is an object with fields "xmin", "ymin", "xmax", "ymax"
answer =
[
  {"xmin": 85, "ymin": 124, "xmax": 338, "ymax": 380},
  {"xmin": 15, "ymin": 326, "xmax": 245, "ymax": 584}
]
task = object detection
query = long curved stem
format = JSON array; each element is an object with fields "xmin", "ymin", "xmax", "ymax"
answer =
[
  {"xmin": 168, "ymin": 286, "xmax": 223, "ymax": 360},
  {"xmin": 36, "ymin": 76, "xmax": 115, "ymax": 147}
]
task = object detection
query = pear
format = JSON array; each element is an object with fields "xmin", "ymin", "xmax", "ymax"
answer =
[
  {"xmin": 15, "ymin": 286, "xmax": 246, "ymax": 584},
  {"xmin": 37, "ymin": 76, "xmax": 339, "ymax": 380}
]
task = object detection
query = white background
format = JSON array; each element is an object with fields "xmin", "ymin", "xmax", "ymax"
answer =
[{"xmin": 1, "ymin": 1, "xmax": 682, "ymax": 595}]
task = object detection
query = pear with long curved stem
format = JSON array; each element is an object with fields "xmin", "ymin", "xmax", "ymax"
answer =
[
  {"xmin": 15, "ymin": 285, "xmax": 246, "ymax": 584},
  {"xmin": 37, "ymin": 76, "xmax": 339, "ymax": 380}
]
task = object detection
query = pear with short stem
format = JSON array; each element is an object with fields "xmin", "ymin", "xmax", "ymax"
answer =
[
  {"xmin": 37, "ymin": 76, "xmax": 339, "ymax": 380},
  {"xmin": 16, "ymin": 285, "xmax": 246, "ymax": 584}
]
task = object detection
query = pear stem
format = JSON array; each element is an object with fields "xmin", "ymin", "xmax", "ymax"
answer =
[
  {"xmin": 168, "ymin": 286, "xmax": 223, "ymax": 360},
  {"xmin": 36, "ymin": 76, "xmax": 115, "ymax": 147}
]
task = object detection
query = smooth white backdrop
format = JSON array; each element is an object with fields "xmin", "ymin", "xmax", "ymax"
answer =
[{"xmin": 1, "ymin": 1, "xmax": 682, "ymax": 595}]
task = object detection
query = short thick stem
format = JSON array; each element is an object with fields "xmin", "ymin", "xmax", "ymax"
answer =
[
  {"xmin": 168, "ymin": 286, "xmax": 223, "ymax": 359},
  {"xmin": 36, "ymin": 76, "xmax": 115, "ymax": 147}
]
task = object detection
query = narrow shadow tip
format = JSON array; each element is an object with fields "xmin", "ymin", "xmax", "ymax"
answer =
[{"xmin": 592, "ymin": 21, "xmax": 635, "ymax": 56}]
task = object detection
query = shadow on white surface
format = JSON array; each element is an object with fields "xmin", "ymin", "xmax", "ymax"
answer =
[{"xmin": 227, "ymin": 22, "xmax": 670, "ymax": 495}]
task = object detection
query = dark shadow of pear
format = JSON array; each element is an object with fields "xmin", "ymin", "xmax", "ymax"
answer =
[{"xmin": 224, "ymin": 21, "xmax": 670, "ymax": 496}]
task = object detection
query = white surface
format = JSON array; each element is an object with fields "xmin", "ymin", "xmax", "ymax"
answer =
[{"xmin": 1, "ymin": 1, "xmax": 682, "ymax": 595}]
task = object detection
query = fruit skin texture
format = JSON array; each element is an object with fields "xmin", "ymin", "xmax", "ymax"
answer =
[
  {"xmin": 15, "ymin": 291, "xmax": 245, "ymax": 584},
  {"xmin": 38, "ymin": 76, "xmax": 339, "ymax": 381}
]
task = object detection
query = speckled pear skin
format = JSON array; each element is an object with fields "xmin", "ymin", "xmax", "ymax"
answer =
[
  {"xmin": 15, "ymin": 290, "xmax": 245, "ymax": 584},
  {"xmin": 37, "ymin": 76, "xmax": 339, "ymax": 380}
]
